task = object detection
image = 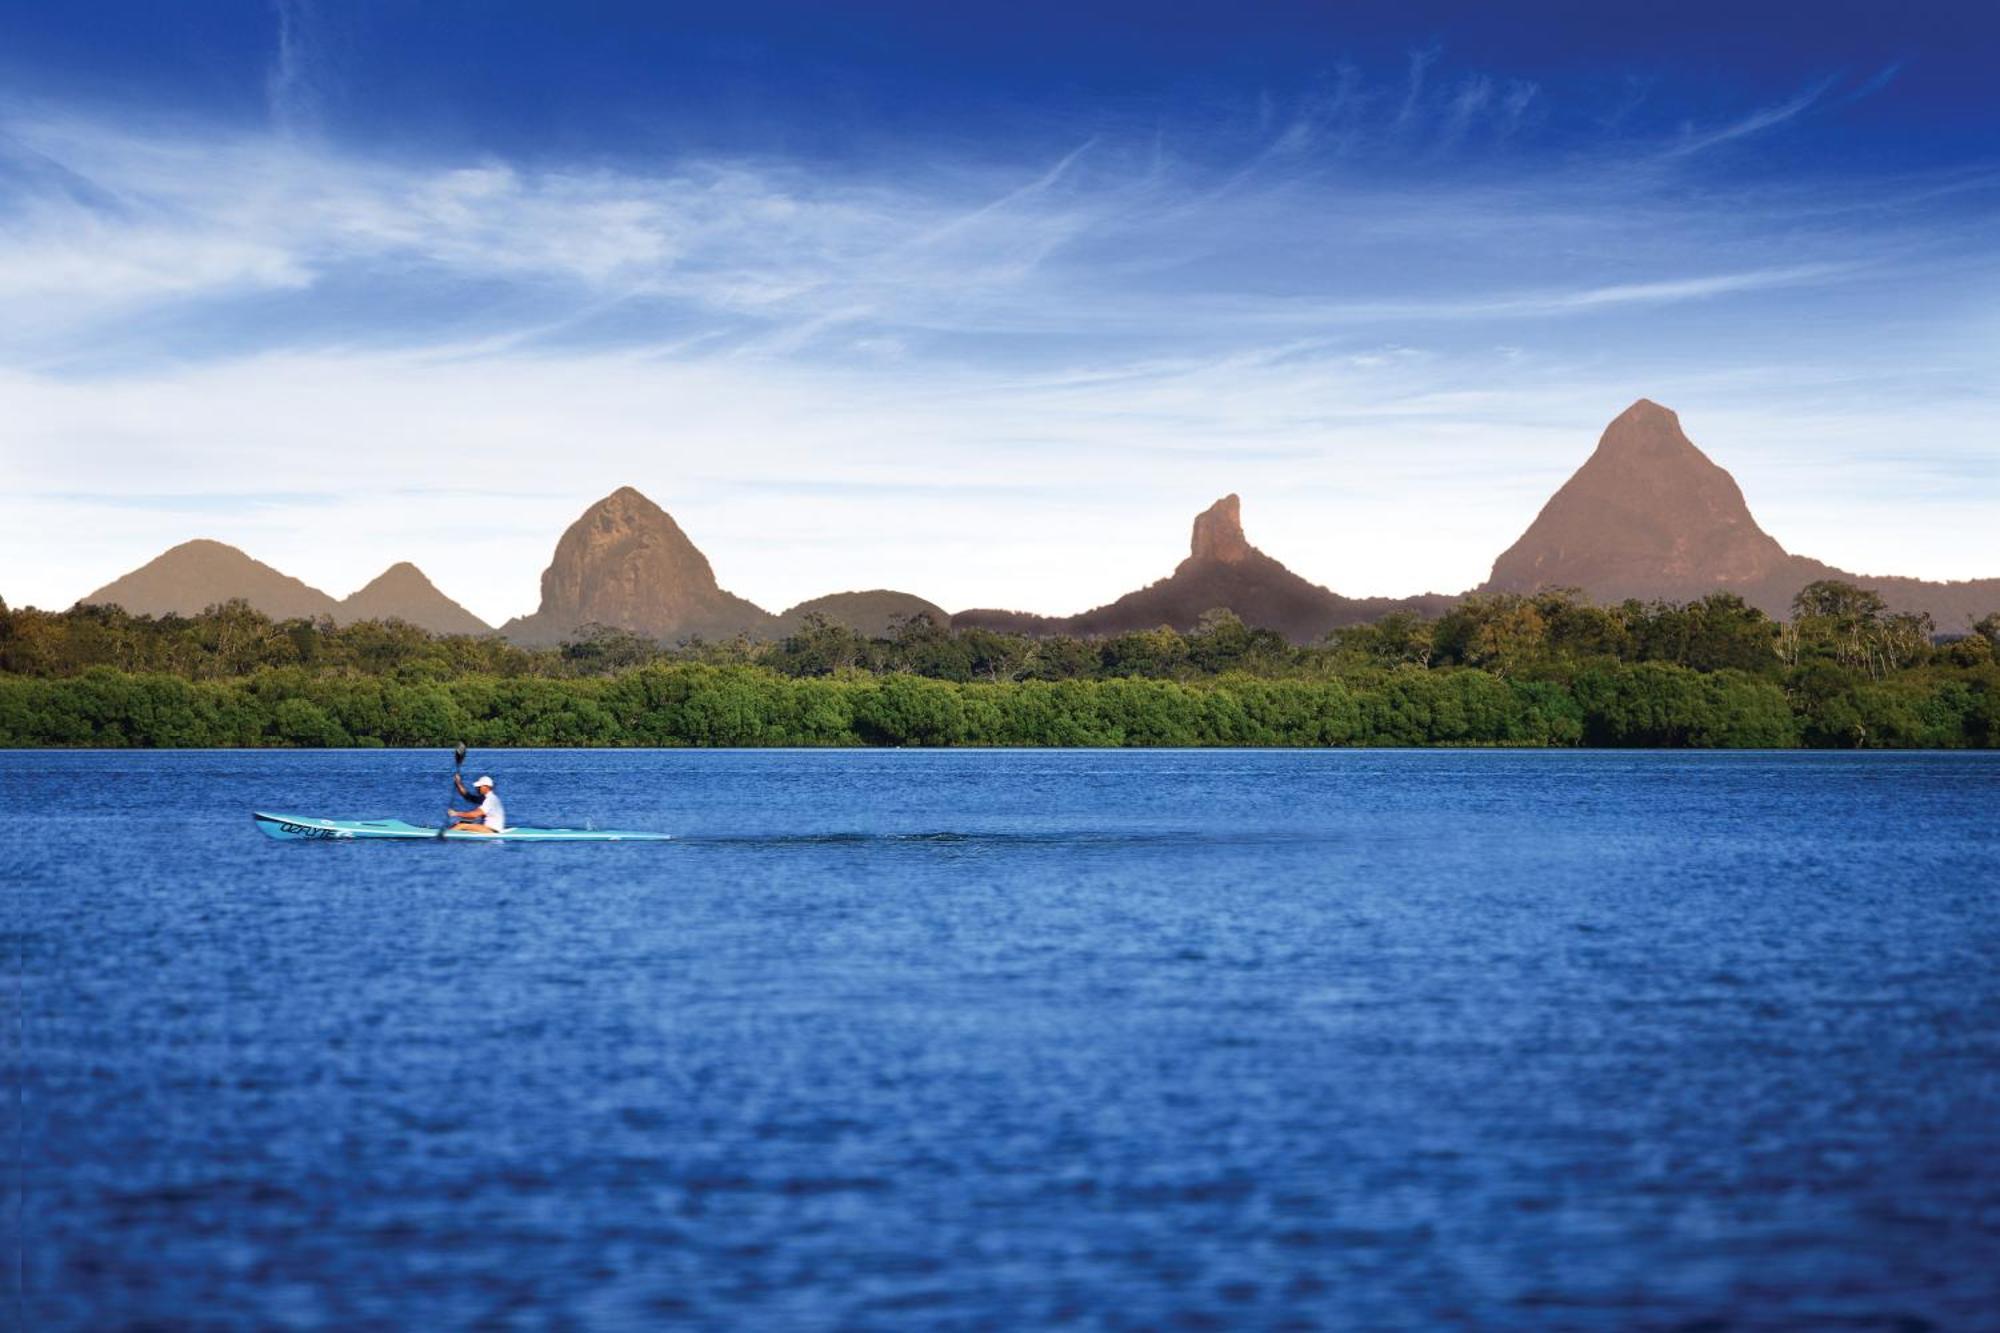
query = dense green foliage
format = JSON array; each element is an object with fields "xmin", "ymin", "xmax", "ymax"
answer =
[{"xmin": 2, "ymin": 586, "xmax": 1995, "ymax": 748}]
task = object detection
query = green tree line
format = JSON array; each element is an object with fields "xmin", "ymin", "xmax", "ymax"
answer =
[{"xmin": 1, "ymin": 584, "xmax": 1995, "ymax": 747}]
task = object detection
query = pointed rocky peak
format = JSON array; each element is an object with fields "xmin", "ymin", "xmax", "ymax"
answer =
[
  {"xmin": 588, "ymin": 485, "xmax": 668, "ymax": 525},
  {"xmin": 1189, "ymin": 494, "xmax": 1253, "ymax": 565},
  {"xmin": 1610, "ymin": 396, "xmax": 1677, "ymax": 427},
  {"xmin": 1591, "ymin": 398, "xmax": 1705, "ymax": 464},
  {"xmin": 950, "ymin": 489, "xmax": 1452, "ymax": 644},
  {"xmin": 1574, "ymin": 398, "xmax": 1749, "ymax": 498},
  {"xmin": 564, "ymin": 480, "xmax": 720, "ymax": 580},
  {"xmin": 500, "ymin": 486, "xmax": 774, "ymax": 644},
  {"xmin": 1484, "ymin": 398, "xmax": 1791, "ymax": 601}
]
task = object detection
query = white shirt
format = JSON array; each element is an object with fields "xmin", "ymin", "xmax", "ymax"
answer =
[{"xmin": 477, "ymin": 790, "xmax": 508, "ymax": 831}]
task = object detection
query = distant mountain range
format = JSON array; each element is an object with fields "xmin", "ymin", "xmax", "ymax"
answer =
[
  {"xmin": 84, "ymin": 542, "xmax": 489, "ymax": 635},
  {"xmin": 68, "ymin": 400, "xmax": 2000, "ymax": 641}
]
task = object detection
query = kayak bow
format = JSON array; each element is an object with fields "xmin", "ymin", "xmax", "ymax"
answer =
[{"xmin": 253, "ymin": 812, "xmax": 672, "ymax": 842}]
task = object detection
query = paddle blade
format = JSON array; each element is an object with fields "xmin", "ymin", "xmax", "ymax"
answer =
[{"xmin": 453, "ymin": 741, "xmax": 467, "ymax": 765}]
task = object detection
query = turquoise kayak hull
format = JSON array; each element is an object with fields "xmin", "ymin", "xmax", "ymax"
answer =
[{"xmin": 253, "ymin": 812, "xmax": 672, "ymax": 842}]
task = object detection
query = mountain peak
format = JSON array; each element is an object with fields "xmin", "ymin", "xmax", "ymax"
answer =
[
  {"xmin": 572, "ymin": 486, "xmax": 672, "ymax": 533},
  {"xmin": 956, "ymin": 490, "xmax": 1453, "ymax": 643},
  {"xmin": 1189, "ymin": 494, "xmax": 1252, "ymax": 564},
  {"xmin": 340, "ymin": 562, "xmax": 489, "ymax": 634},
  {"xmin": 1615, "ymin": 396, "xmax": 1673, "ymax": 421},
  {"xmin": 1484, "ymin": 399, "xmax": 1790, "ymax": 601},
  {"xmin": 356, "ymin": 561, "xmax": 427, "ymax": 590},
  {"xmin": 85, "ymin": 539, "xmax": 340, "ymax": 620},
  {"xmin": 1594, "ymin": 397, "xmax": 1700, "ymax": 462},
  {"xmin": 559, "ymin": 487, "xmax": 717, "ymax": 598},
  {"xmin": 165, "ymin": 537, "xmax": 245, "ymax": 557},
  {"xmin": 596, "ymin": 484, "xmax": 659, "ymax": 511},
  {"xmin": 499, "ymin": 488, "xmax": 773, "ymax": 644}
]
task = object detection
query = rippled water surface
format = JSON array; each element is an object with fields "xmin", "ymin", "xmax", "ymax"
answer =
[{"xmin": 10, "ymin": 749, "xmax": 2000, "ymax": 1329}]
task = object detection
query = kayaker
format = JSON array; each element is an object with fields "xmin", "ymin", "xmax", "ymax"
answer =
[{"xmin": 447, "ymin": 774, "xmax": 507, "ymax": 835}]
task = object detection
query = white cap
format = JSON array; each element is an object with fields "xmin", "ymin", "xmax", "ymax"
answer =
[{"xmin": 474, "ymin": 775, "xmax": 495, "ymax": 788}]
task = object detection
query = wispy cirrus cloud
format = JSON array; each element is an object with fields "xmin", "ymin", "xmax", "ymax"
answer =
[
  {"xmin": 1665, "ymin": 78, "xmax": 1835, "ymax": 157},
  {"xmin": 1486, "ymin": 264, "xmax": 1856, "ymax": 313},
  {"xmin": 266, "ymin": 0, "xmax": 327, "ymax": 137},
  {"xmin": 0, "ymin": 94, "xmax": 1943, "ymax": 369}
]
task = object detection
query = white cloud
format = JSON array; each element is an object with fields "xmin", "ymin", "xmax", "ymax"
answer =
[{"xmin": 0, "ymin": 215, "xmax": 308, "ymax": 304}]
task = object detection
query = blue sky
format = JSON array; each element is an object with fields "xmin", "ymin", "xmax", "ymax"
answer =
[{"xmin": 2, "ymin": 1, "xmax": 1996, "ymax": 622}]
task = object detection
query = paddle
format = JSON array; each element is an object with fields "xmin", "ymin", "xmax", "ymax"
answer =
[{"xmin": 445, "ymin": 741, "xmax": 468, "ymax": 835}]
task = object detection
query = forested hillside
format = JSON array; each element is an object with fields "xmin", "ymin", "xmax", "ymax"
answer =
[{"xmin": 3, "ymin": 583, "xmax": 1995, "ymax": 748}]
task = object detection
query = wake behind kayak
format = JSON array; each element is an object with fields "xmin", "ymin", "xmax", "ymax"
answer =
[{"xmin": 253, "ymin": 812, "xmax": 672, "ymax": 842}]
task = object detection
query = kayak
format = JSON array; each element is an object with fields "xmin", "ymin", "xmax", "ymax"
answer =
[{"xmin": 253, "ymin": 812, "xmax": 672, "ymax": 842}]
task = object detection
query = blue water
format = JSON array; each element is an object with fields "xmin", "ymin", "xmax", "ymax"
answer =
[{"xmin": 9, "ymin": 750, "xmax": 2000, "ymax": 1330}]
